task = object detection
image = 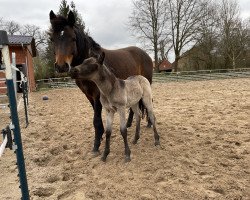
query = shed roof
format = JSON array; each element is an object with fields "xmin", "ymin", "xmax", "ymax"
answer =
[
  {"xmin": 8, "ymin": 35, "xmax": 33, "ymax": 45},
  {"xmin": 7, "ymin": 35, "xmax": 36, "ymax": 57}
]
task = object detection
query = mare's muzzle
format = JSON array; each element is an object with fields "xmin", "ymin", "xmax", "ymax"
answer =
[{"xmin": 54, "ymin": 62, "xmax": 70, "ymax": 73}]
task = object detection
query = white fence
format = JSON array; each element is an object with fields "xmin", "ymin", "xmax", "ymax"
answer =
[
  {"xmin": 36, "ymin": 68, "xmax": 250, "ymax": 90},
  {"xmin": 153, "ymin": 68, "xmax": 250, "ymax": 82}
]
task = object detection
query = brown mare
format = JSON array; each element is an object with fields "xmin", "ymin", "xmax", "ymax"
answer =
[{"xmin": 49, "ymin": 10, "xmax": 153, "ymax": 154}]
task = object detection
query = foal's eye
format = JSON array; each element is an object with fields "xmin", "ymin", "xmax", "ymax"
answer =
[{"xmin": 50, "ymin": 37, "xmax": 54, "ymax": 42}]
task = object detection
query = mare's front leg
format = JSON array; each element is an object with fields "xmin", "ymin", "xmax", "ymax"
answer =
[
  {"xmin": 118, "ymin": 107, "xmax": 131, "ymax": 162},
  {"xmin": 75, "ymin": 80, "xmax": 104, "ymax": 154},
  {"xmin": 101, "ymin": 110, "xmax": 114, "ymax": 162},
  {"xmin": 92, "ymin": 98, "xmax": 105, "ymax": 154}
]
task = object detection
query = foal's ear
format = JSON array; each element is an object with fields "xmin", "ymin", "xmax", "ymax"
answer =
[
  {"xmin": 49, "ymin": 10, "xmax": 56, "ymax": 20},
  {"xmin": 98, "ymin": 52, "xmax": 105, "ymax": 65},
  {"xmin": 68, "ymin": 11, "xmax": 75, "ymax": 26}
]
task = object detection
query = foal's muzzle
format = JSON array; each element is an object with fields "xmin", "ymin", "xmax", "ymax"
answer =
[
  {"xmin": 69, "ymin": 67, "xmax": 80, "ymax": 79},
  {"xmin": 54, "ymin": 62, "xmax": 70, "ymax": 73}
]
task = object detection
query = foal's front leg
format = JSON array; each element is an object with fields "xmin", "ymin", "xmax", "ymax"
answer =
[
  {"xmin": 101, "ymin": 110, "xmax": 114, "ymax": 162},
  {"xmin": 118, "ymin": 107, "xmax": 131, "ymax": 162}
]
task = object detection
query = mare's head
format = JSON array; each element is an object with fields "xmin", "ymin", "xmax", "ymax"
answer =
[
  {"xmin": 70, "ymin": 52, "xmax": 105, "ymax": 80},
  {"xmin": 49, "ymin": 10, "xmax": 82, "ymax": 73}
]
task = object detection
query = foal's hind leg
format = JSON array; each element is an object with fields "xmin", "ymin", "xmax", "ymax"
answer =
[
  {"xmin": 148, "ymin": 112, "xmax": 160, "ymax": 146},
  {"xmin": 142, "ymin": 99, "xmax": 160, "ymax": 146},
  {"xmin": 131, "ymin": 104, "xmax": 141, "ymax": 144}
]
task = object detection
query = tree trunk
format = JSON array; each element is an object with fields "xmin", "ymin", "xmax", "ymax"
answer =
[
  {"xmin": 173, "ymin": 55, "xmax": 180, "ymax": 72},
  {"xmin": 232, "ymin": 54, "xmax": 236, "ymax": 69},
  {"xmin": 154, "ymin": 43, "xmax": 159, "ymax": 72}
]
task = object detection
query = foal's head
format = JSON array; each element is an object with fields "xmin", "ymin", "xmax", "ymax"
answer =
[{"xmin": 70, "ymin": 52, "xmax": 105, "ymax": 80}]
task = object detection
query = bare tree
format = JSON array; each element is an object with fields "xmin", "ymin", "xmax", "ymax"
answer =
[
  {"xmin": 4, "ymin": 20, "xmax": 21, "ymax": 35},
  {"xmin": 20, "ymin": 24, "xmax": 47, "ymax": 50},
  {"xmin": 0, "ymin": 17, "xmax": 4, "ymax": 29},
  {"xmin": 218, "ymin": 0, "xmax": 248, "ymax": 68},
  {"xmin": 193, "ymin": 0, "xmax": 221, "ymax": 69},
  {"xmin": 167, "ymin": 0, "xmax": 210, "ymax": 71},
  {"xmin": 129, "ymin": 0, "xmax": 168, "ymax": 72}
]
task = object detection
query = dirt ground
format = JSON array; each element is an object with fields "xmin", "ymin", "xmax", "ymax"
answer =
[{"xmin": 0, "ymin": 78, "xmax": 249, "ymax": 200}]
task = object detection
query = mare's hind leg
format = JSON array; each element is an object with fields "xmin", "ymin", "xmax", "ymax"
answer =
[
  {"xmin": 131, "ymin": 104, "xmax": 141, "ymax": 144},
  {"xmin": 118, "ymin": 107, "xmax": 131, "ymax": 162},
  {"xmin": 101, "ymin": 111, "xmax": 114, "ymax": 162},
  {"xmin": 93, "ymin": 98, "xmax": 105, "ymax": 154}
]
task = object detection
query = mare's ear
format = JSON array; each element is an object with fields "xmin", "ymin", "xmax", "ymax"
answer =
[
  {"xmin": 98, "ymin": 52, "xmax": 105, "ymax": 65},
  {"xmin": 50, "ymin": 10, "xmax": 56, "ymax": 20},
  {"xmin": 68, "ymin": 11, "xmax": 75, "ymax": 26}
]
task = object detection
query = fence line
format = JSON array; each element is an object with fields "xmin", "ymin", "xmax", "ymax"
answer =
[
  {"xmin": 35, "ymin": 68, "xmax": 250, "ymax": 89},
  {"xmin": 153, "ymin": 68, "xmax": 250, "ymax": 82}
]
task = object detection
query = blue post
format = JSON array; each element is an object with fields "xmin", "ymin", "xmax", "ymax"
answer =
[
  {"xmin": 6, "ymin": 79, "xmax": 30, "ymax": 200},
  {"xmin": 1, "ymin": 30, "xmax": 30, "ymax": 200}
]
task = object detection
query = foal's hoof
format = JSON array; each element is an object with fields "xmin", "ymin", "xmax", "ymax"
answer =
[
  {"xmin": 92, "ymin": 150, "xmax": 101, "ymax": 157},
  {"xmin": 132, "ymin": 140, "xmax": 138, "ymax": 145},
  {"xmin": 155, "ymin": 140, "xmax": 160, "ymax": 146},
  {"xmin": 125, "ymin": 156, "xmax": 131, "ymax": 163},
  {"xmin": 147, "ymin": 124, "xmax": 152, "ymax": 128}
]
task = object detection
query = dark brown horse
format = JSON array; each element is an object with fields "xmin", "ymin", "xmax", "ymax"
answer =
[{"xmin": 49, "ymin": 10, "xmax": 153, "ymax": 154}]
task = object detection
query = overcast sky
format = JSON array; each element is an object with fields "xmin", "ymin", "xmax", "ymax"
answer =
[{"xmin": 0, "ymin": 0, "xmax": 249, "ymax": 60}]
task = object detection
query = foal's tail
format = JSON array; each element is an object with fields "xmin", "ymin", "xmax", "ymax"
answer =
[{"xmin": 139, "ymin": 99, "xmax": 146, "ymax": 119}]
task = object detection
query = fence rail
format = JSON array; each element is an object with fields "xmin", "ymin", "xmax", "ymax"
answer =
[
  {"xmin": 36, "ymin": 77, "xmax": 76, "ymax": 90},
  {"xmin": 36, "ymin": 68, "xmax": 250, "ymax": 89},
  {"xmin": 153, "ymin": 68, "xmax": 250, "ymax": 82}
]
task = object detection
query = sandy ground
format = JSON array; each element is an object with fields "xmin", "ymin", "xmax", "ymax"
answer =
[{"xmin": 0, "ymin": 78, "xmax": 249, "ymax": 200}]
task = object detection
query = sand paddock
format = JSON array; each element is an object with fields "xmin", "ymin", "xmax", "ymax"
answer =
[{"xmin": 0, "ymin": 78, "xmax": 249, "ymax": 200}]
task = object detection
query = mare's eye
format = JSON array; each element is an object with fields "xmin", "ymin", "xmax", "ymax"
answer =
[{"xmin": 72, "ymin": 38, "xmax": 76, "ymax": 42}]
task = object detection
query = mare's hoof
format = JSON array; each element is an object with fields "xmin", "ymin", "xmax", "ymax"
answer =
[
  {"xmin": 127, "ymin": 123, "xmax": 132, "ymax": 128},
  {"xmin": 125, "ymin": 156, "xmax": 131, "ymax": 163},
  {"xmin": 92, "ymin": 150, "xmax": 101, "ymax": 157},
  {"xmin": 155, "ymin": 140, "xmax": 160, "ymax": 146},
  {"xmin": 101, "ymin": 156, "xmax": 107, "ymax": 162}
]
